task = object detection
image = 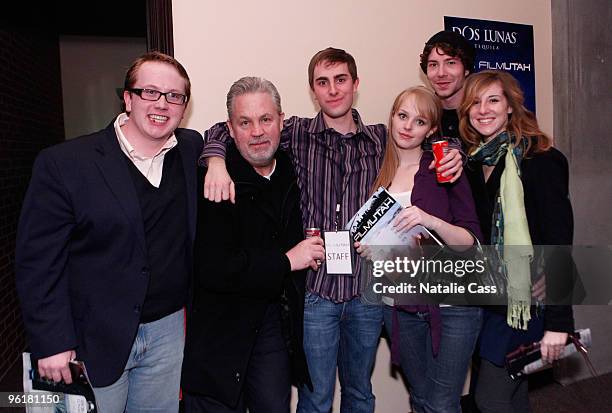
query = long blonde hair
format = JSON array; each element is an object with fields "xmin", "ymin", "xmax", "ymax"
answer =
[
  {"xmin": 371, "ymin": 86, "xmax": 442, "ymax": 193},
  {"xmin": 458, "ymin": 70, "xmax": 552, "ymax": 155}
]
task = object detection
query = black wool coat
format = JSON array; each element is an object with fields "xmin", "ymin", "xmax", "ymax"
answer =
[
  {"xmin": 466, "ymin": 146, "xmax": 575, "ymax": 364},
  {"xmin": 181, "ymin": 144, "xmax": 311, "ymax": 406}
]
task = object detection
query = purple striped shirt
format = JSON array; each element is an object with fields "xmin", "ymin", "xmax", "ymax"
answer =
[{"xmin": 200, "ymin": 109, "xmax": 387, "ymax": 302}]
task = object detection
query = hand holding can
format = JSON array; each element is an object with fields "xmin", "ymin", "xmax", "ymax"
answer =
[
  {"xmin": 305, "ymin": 228, "xmax": 322, "ymax": 266},
  {"xmin": 432, "ymin": 140, "xmax": 452, "ymax": 183}
]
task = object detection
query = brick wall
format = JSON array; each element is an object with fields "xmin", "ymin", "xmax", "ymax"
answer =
[{"xmin": 0, "ymin": 27, "xmax": 64, "ymax": 380}]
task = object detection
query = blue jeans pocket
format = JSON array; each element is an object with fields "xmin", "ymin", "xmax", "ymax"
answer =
[{"xmin": 304, "ymin": 291, "xmax": 320, "ymax": 308}]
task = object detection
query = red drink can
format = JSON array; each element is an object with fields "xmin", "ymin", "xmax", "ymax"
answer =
[
  {"xmin": 305, "ymin": 228, "xmax": 321, "ymax": 238},
  {"xmin": 305, "ymin": 228, "xmax": 322, "ymax": 266},
  {"xmin": 432, "ymin": 140, "xmax": 452, "ymax": 183}
]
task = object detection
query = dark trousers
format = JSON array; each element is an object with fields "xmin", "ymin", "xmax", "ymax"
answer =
[
  {"xmin": 184, "ymin": 304, "xmax": 291, "ymax": 413},
  {"xmin": 475, "ymin": 358, "xmax": 530, "ymax": 413}
]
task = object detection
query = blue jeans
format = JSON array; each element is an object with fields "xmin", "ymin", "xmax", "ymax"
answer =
[
  {"xmin": 297, "ymin": 293, "xmax": 383, "ymax": 413},
  {"xmin": 383, "ymin": 306, "xmax": 482, "ymax": 413},
  {"xmin": 92, "ymin": 308, "xmax": 185, "ymax": 412}
]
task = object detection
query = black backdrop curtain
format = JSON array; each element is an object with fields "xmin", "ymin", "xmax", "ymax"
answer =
[{"xmin": 146, "ymin": 0, "xmax": 174, "ymax": 56}]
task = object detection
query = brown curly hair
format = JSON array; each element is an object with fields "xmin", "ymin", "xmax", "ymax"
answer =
[{"xmin": 420, "ymin": 43, "xmax": 474, "ymax": 75}]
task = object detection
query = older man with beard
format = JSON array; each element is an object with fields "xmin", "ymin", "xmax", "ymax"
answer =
[{"xmin": 181, "ymin": 76, "xmax": 323, "ymax": 413}]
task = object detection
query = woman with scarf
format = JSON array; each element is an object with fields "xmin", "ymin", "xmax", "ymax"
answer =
[{"xmin": 459, "ymin": 70, "xmax": 575, "ymax": 412}]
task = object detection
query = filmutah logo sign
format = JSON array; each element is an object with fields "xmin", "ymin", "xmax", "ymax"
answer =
[{"xmin": 444, "ymin": 16, "xmax": 536, "ymax": 113}]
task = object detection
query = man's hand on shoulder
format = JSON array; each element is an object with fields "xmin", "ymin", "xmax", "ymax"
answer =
[
  {"xmin": 204, "ymin": 157, "xmax": 235, "ymax": 203},
  {"xmin": 38, "ymin": 350, "xmax": 76, "ymax": 384}
]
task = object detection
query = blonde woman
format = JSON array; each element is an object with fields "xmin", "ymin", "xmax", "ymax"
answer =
[{"xmin": 357, "ymin": 86, "xmax": 482, "ymax": 412}]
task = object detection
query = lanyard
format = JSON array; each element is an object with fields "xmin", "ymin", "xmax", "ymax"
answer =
[
  {"xmin": 334, "ymin": 203, "xmax": 341, "ymax": 232},
  {"xmin": 333, "ymin": 139, "xmax": 349, "ymax": 232}
]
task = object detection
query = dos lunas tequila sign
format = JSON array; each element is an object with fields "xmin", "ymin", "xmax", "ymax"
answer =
[
  {"xmin": 444, "ymin": 16, "xmax": 536, "ymax": 113},
  {"xmin": 450, "ymin": 26, "xmax": 518, "ymax": 46}
]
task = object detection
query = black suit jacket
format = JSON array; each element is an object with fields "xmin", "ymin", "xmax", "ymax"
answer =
[
  {"xmin": 15, "ymin": 121, "xmax": 203, "ymax": 386},
  {"xmin": 181, "ymin": 145, "xmax": 311, "ymax": 406}
]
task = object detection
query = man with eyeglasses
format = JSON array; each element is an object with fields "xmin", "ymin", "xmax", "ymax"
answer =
[{"xmin": 16, "ymin": 51, "xmax": 202, "ymax": 412}]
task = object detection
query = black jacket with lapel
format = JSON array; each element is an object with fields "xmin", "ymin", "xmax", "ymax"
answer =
[{"xmin": 15, "ymin": 121, "xmax": 203, "ymax": 386}]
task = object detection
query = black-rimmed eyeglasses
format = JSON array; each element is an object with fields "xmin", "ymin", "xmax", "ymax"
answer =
[{"xmin": 127, "ymin": 88, "xmax": 188, "ymax": 105}]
